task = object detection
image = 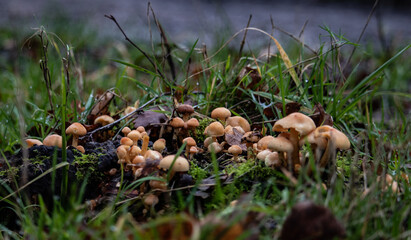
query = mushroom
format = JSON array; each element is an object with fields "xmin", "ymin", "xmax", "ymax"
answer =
[
  {"xmin": 43, "ymin": 134, "xmax": 63, "ymax": 148},
  {"xmin": 149, "ymin": 179, "xmax": 167, "ymax": 191},
  {"xmin": 122, "ymin": 127, "xmax": 132, "ymax": 136},
  {"xmin": 153, "ymin": 138, "xmax": 166, "ymax": 153},
  {"xmin": 257, "ymin": 149, "xmax": 272, "ymax": 161},
  {"xmin": 143, "ymin": 194, "xmax": 159, "ymax": 210},
  {"xmin": 25, "ymin": 139, "xmax": 43, "ymax": 148},
  {"xmin": 204, "ymin": 137, "xmax": 214, "ymax": 148},
  {"xmin": 183, "ymin": 137, "xmax": 196, "ymax": 159},
  {"xmin": 129, "ymin": 145, "xmax": 142, "ymax": 160},
  {"xmin": 120, "ymin": 137, "xmax": 134, "ymax": 147},
  {"xmin": 136, "ymin": 126, "xmax": 145, "ymax": 133},
  {"xmin": 176, "ymin": 104, "xmax": 195, "ymax": 122},
  {"xmin": 226, "ymin": 116, "xmax": 250, "ymax": 132},
  {"xmin": 208, "ymin": 142, "xmax": 224, "ymax": 154},
  {"xmin": 189, "ymin": 146, "xmax": 199, "ymax": 160},
  {"xmin": 265, "ymin": 152, "xmax": 281, "ymax": 168},
  {"xmin": 185, "ymin": 118, "xmax": 199, "ymax": 130},
  {"xmin": 144, "ymin": 150, "xmax": 163, "ymax": 160},
  {"xmin": 207, "ymin": 122, "xmax": 225, "ymax": 142},
  {"xmin": 267, "ymin": 134, "xmax": 294, "ymax": 169},
  {"xmin": 65, "ymin": 122, "xmax": 87, "ymax": 147},
  {"xmin": 228, "ymin": 145, "xmax": 242, "ymax": 162},
  {"xmin": 76, "ymin": 145, "xmax": 85, "ymax": 153},
  {"xmin": 170, "ymin": 117, "xmax": 185, "ymax": 129},
  {"xmin": 159, "ymin": 155, "xmax": 190, "ymax": 180},
  {"xmin": 242, "ymin": 131, "xmax": 261, "ymax": 159},
  {"xmin": 127, "ymin": 130, "xmax": 141, "ymax": 145},
  {"xmin": 141, "ymin": 134, "xmax": 150, "ymax": 156},
  {"xmin": 117, "ymin": 145, "xmax": 130, "ymax": 165},
  {"xmin": 224, "ymin": 125, "xmax": 245, "ymax": 135},
  {"xmin": 257, "ymin": 136, "xmax": 275, "ymax": 152},
  {"xmin": 300, "ymin": 125, "xmax": 350, "ymax": 169},
  {"xmin": 94, "ymin": 115, "xmax": 114, "ymax": 126},
  {"xmin": 273, "ymin": 112, "xmax": 316, "ymax": 172},
  {"xmin": 211, "ymin": 107, "xmax": 231, "ymax": 123}
]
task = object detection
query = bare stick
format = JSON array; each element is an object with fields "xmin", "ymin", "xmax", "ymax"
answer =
[
  {"xmin": 104, "ymin": 14, "xmax": 165, "ymax": 80},
  {"xmin": 239, "ymin": 14, "xmax": 252, "ymax": 56},
  {"xmin": 38, "ymin": 29, "xmax": 54, "ymax": 114},
  {"xmin": 272, "ymin": 25, "xmax": 317, "ymax": 54}
]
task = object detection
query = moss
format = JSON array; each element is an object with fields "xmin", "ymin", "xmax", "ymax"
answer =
[
  {"xmin": 188, "ymin": 162, "xmax": 208, "ymax": 180},
  {"xmin": 0, "ymin": 166, "xmax": 20, "ymax": 183},
  {"xmin": 72, "ymin": 153, "xmax": 104, "ymax": 183},
  {"xmin": 194, "ymin": 118, "xmax": 215, "ymax": 143}
]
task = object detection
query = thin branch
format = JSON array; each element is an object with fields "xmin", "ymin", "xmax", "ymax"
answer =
[
  {"xmin": 272, "ymin": 25, "xmax": 317, "ymax": 55},
  {"xmin": 239, "ymin": 14, "xmax": 252, "ymax": 56},
  {"xmin": 104, "ymin": 14, "xmax": 165, "ymax": 80}
]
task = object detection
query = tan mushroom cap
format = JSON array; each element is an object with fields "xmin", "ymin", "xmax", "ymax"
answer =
[
  {"xmin": 116, "ymin": 145, "xmax": 128, "ymax": 159},
  {"xmin": 124, "ymin": 106, "xmax": 136, "ymax": 115},
  {"xmin": 170, "ymin": 117, "xmax": 185, "ymax": 128},
  {"xmin": 127, "ymin": 130, "xmax": 141, "ymax": 144},
  {"xmin": 314, "ymin": 125, "xmax": 350, "ymax": 150},
  {"xmin": 120, "ymin": 137, "xmax": 134, "ymax": 147},
  {"xmin": 129, "ymin": 145, "xmax": 141, "ymax": 159},
  {"xmin": 208, "ymin": 142, "xmax": 223, "ymax": 153},
  {"xmin": 211, "ymin": 107, "xmax": 231, "ymax": 121},
  {"xmin": 207, "ymin": 122, "xmax": 225, "ymax": 137},
  {"xmin": 160, "ymin": 155, "xmax": 190, "ymax": 172},
  {"xmin": 265, "ymin": 152, "xmax": 281, "ymax": 168},
  {"xmin": 257, "ymin": 136, "xmax": 275, "ymax": 151},
  {"xmin": 299, "ymin": 129, "xmax": 328, "ymax": 149},
  {"xmin": 228, "ymin": 145, "xmax": 242, "ymax": 156},
  {"xmin": 183, "ymin": 137, "xmax": 196, "ymax": 147},
  {"xmin": 76, "ymin": 145, "xmax": 85, "ymax": 153},
  {"xmin": 25, "ymin": 139, "xmax": 43, "ymax": 148},
  {"xmin": 224, "ymin": 125, "xmax": 245, "ymax": 135},
  {"xmin": 204, "ymin": 137, "xmax": 213, "ymax": 148},
  {"xmin": 273, "ymin": 112, "xmax": 316, "ymax": 137},
  {"xmin": 66, "ymin": 122, "xmax": 87, "ymax": 136},
  {"xmin": 226, "ymin": 116, "xmax": 250, "ymax": 132},
  {"xmin": 122, "ymin": 127, "xmax": 132, "ymax": 136},
  {"xmin": 185, "ymin": 118, "xmax": 199, "ymax": 129},
  {"xmin": 257, "ymin": 149, "xmax": 272, "ymax": 161},
  {"xmin": 153, "ymin": 138, "xmax": 166, "ymax": 152},
  {"xmin": 94, "ymin": 115, "xmax": 114, "ymax": 126},
  {"xmin": 43, "ymin": 134, "xmax": 62, "ymax": 148},
  {"xmin": 136, "ymin": 126, "xmax": 145, "ymax": 133},
  {"xmin": 267, "ymin": 136, "xmax": 294, "ymax": 153},
  {"xmin": 144, "ymin": 150, "xmax": 163, "ymax": 160}
]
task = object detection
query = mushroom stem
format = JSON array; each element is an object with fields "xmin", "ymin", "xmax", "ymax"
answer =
[
  {"xmin": 319, "ymin": 138, "xmax": 335, "ymax": 169},
  {"xmin": 72, "ymin": 136, "xmax": 79, "ymax": 148},
  {"xmin": 289, "ymin": 128, "xmax": 300, "ymax": 172},
  {"xmin": 141, "ymin": 135, "xmax": 150, "ymax": 156},
  {"xmin": 185, "ymin": 144, "xmax": 190, "ymax": 159}
]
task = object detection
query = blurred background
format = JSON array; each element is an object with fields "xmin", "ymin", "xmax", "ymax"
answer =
[{"xmin": 2, "ymin": 0, "xmax": 411, "ymax": 48}]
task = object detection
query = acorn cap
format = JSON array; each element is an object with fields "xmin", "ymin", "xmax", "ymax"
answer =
[
  {"xmin": 211, "ymin": 107, "xmax": 231, "ymax": 121},
  {"xmin": 25, "ymin": 139, "xmax": 43, "ymax": 148},
  {"xmin": 43, "ymin": 134, "xmax": 62, "ymax": 148},
  {"xmin": 207, "ymin": 122, "xmax": 225, "ymax": 137},
  {"xmin": 66, "ymin": 122, "xmax": 87, "ymax": 136},
  {"xmin": 226, "ymin": 116, "xmax": 250, "ymax": 132},
  {"xmin": 94, "ymin": 115, "xmax": 114, "ymax": 126},
  {"xmin": 273, "ymin": 112, "xmax": 316, "ymax": 137},
  {"xmin": 228, "ymin": 145, "xmax": 242, "ymax": 156},
  {"xmin": 160, "ymin": 155, "xmax": 189, "ymax": 172}
]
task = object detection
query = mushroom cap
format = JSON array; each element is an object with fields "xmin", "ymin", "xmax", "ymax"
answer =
[
  {"xmin": 160, "ymin": 155, "xmax": 190, "ymax": 172},
  {"xmin": 273, "ymin": 112, "xmax": 316, "ymax": 137},
  {"xmin": 120, "ymin": 137, "xmax": 134, "ymax": 146},
  {"xmin": 265, "ymin": 152, "xmax": 280, "ymax": 167},
  {"xmin": 267, "ymin": 136, "xmax": 294, "ymax": 153},
  {"xmin": 129, "ymin": 145, "xmax": 142, "ymax": 158},
  {"xmin": 66, "ymin": 122, "xmax": 87, "ymax": 136},
  {"xmin": 144, "ymin": 150, "xmax": 163, "ymax": 160},
  {"xmin": 314, "ymin": 125, "xmax": 350, "ymax": 150},
  {"xmin": 122, "ymin": 127, "xmax": 132, "ymax": 136},
  {"xmin": 257, "ymin": 136, "xmax": 275, "ymax": 150},
  {"xmin": 183, "ymin": 137, "xmax": 196, "ymax": 147},
  {"xmin": 76, "ymin": 145, "xmax": 85, "ymax": 153},
  {"xmin": 299, "ymin": 130, "xmax": 328, "ymax": 149},
  {"xmin": 189, "ymin": 146, "xmax": 199, "ymax": 154},
  {"xmin": 208, "ymin": 142, "xmax": 223, "ymax": 153},
  {"xmin": 136, "ymin": 126, "xmax": 145, "ymax": 133},
  {"xmin": 116, "ymin": 145, "xmax": 129, "ymax": 159},
  {"xmin": 43, "ymin": 134, "xmax": 62, "ymax": 148},
  {"xmin": 204, "ymin": 137, "xmax": 213, "ymax": 148},
  {"xmin": 226, "ymin": 116, "xmax": 250, "ymax": 132},
  {"xmin": 94, "ymin": 115, "xmax": 114, "ymax": 126},
  {"xmin": 170, "ymin": 117, "xmax": 185, "ymax": 128},
  {"xmin": 242, "ymin": 131, "xmax": 261, "ymax": 143},
  {"xmin": 176, "ymin": 104, "xmax": 194, "ymax": 115},
  {"xmin": 25, "ymin": 139, "xmax": 43, "ymax": 148},
  {"xmin": 207, "ymin": 122, "xmax": 225, "ymax": 137},
  {"xmin": 257, "ymin": 149, "xmax": 272, "ymax": 161},
  {"xmin": 228, "ymin": 145, "xmax": 242, "ymax": 156},
  {"xmin": 224, "ymin": 125, "xmax": 245, "ymax": 135},
  {"xmin": 127, "ymin": 130, "xmax": 141, "ymax": 142},
  {"xmin": 153, "ymin": 138, "xmax": 166, "ymax": 152},
  {"xmin": 211, "ymin": 107, "xmax": 231, "ymax": 121},
  {"xmin": 186, "ymin": 118, "xmax": 199, "ymax": 128},
  {"xmin": 143, "ymin": 194, "xmax": 159, "ymax": 207},
  {"xmin": 124, "ymin": 106, "xmax": 136, "ymax": 115},
  {"xmin": 132, "ymin": 155, "xmax": 146, "ymax": 165}
]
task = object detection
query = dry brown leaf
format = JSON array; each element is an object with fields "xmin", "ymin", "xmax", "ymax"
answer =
[{"xmin": 310, "ymin": 103, "xmax": 333, "ymax": 127}]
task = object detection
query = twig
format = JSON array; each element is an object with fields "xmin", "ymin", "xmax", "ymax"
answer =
[
  {"xmin": 149, "ymin": 5, "xmax": 176, "ymax": 83},
  {"xmin": 239, "ymin": 14, "xmax": 252, "ymax": 56},
  {"xmin": 267, "ymin": 15, "xmax": 274, "ymax": 63},
  {"xmin": 104, "ymin": 14, "xmax": 166, "ymax": 80},
  {"xmin": 38, "ymin": 29, "xmax": 54, "ymax": 114},
  {"xmin": 272, "ymin": 25, "xmax": 317, "ymax": 55},
  {"xmin": 81, "ymin": 92, "xmax": 171, "ymax": 140}
]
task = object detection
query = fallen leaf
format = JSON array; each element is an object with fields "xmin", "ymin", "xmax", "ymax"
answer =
[
  {"xmin": 133, "ymin": 106, "xmax": 169, "ymax": 130},
  {"xmin": 225, "ymin": 127, "xmax": 243, "ymax": 146},
  {"xmin": 87, "ymin": 91, "xmax": 114, "ymax": 124},
  {"xmin": 310, "ymin": 103, "xmax": 333, "ymax": 127}
]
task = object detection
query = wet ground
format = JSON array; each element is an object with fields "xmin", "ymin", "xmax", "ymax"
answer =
[{"xmin": 2, "ymin": 0, "xmax": 411, "ymax": 48}]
